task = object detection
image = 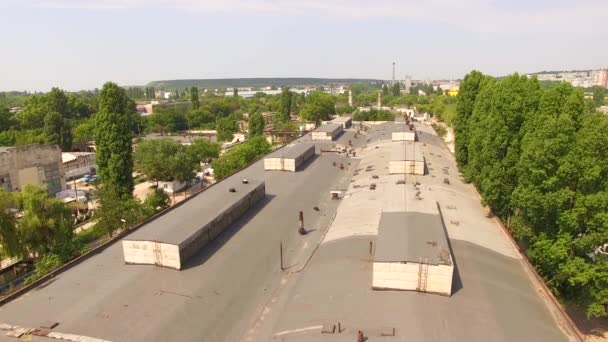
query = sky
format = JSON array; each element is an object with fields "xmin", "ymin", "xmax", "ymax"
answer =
[{"xmin": 1, "ymin": 0, "xmax": 607, "ymax": 92}]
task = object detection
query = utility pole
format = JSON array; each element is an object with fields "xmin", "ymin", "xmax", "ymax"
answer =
[{"xmin": 73, "ymin": 178, "xmax": 80, "ymax": 214}]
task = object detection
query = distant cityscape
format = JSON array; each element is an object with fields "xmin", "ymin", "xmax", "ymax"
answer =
[{"xmin": 526, "ymin": 68, "xmax": 608, "ymax": 88}]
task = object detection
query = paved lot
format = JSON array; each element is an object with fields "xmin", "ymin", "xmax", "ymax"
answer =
[
  {"xmin": 244, "ymin": 122, "xmax": 572, "ymax": 342},
  {"xmin": 0, "ymin": 130, "xmax": 377, "ymax": 342}
]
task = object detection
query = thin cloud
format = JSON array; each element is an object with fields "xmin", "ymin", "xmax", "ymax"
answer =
[{"xmin": 26, "ymin": 0, "xmax": 608, "ymax": 33}]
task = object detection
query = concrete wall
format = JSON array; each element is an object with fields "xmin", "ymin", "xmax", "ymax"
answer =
[
  {"xmin": 122, "ymin": 240, "xmax": 181, "ymax": 269},
  {"xmin": 0, "ymin": 145, "xmax": 65, "ymax": 194},
  {"xmin": 389, "ymin": 160, "xmax": 425, "ymax": 175},
  {"xmin": 372, "ymin": 261, "xmax": 454, "ymax": 296},
  {"xmin": 392, "ymin": 132, "xmax": 416, "ymax": 142}
]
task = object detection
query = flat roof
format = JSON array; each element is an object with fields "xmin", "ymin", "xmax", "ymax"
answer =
[
  {"xmin": 314, "ymin": 122, "xmax": 343, "ymax": 133},
  {"xmin": 390, "ymin": 142, "xmax": 423, "ymax": 162},
  {"xmin": 332, "ymin": 116, "xmax": 352, "ymax": 123},
  {"xmin": 390, "ymin": 122, "xmax": 413, "ymax": 133},
  {"xmin": 267, "ymin": 142, "xmax": 315, "ymax": 160},
  {"xmin": 125, "ymin": 178, "xmax": 264, "ymax": 245},
  {"xmin": 375, "ymin": 211, "xmax": 451, "ymax": 266}
]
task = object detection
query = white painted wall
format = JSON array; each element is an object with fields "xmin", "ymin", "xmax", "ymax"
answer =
[
  {"xmin": 389, "ymin": 161, "xmax": 425, "ymax": 175},
  {"xmin": 392, "ymin": 132, "xmax": 416, "ymax": 141},
  {"xmin": 372, "ymin": 261, "xmax": 453, "ymax": 296},
  {"xmin": 122, "ymin": 240, "xmax": 181, "ymax": 269}
]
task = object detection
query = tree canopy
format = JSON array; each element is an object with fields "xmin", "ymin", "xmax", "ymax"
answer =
[
  {"xmin": 299, "ymin": 91, "xmax": 335, "ymax": 124},
  {"xmin": 455, "ymin": 71, "xmax": 608, "ymax": 318},
  {"xmin": 95, "ymin": 82, "xmax": 134, "ymax": 199}
]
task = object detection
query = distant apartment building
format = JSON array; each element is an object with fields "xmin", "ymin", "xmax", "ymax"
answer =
[
  {"xmin": 596, "ymin": 70, "xmax": 608, "ymax": 88},
  {"xmin": 528, "ymin": 69, "xmax": 608, "ymax": 88},
  {"xmin": 0, "ymin": 145, "xmax": 65, "ymax": 195}
]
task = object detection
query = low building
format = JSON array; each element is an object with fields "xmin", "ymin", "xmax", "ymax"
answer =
[
  {"xmin": 389, "ymin": 142, "xmax": 425, "ymax": 175},
  {"xmin": 0, "ymin": 145, "xmax": 65, "ymax": 195},
  {"xmin": 391, "ymin": 123, "xmax": 416, "ymax": 142},
  {"xmin": 331, "ymin": 116, "xmax": 352, "ymax": 129},
  {"xmin": 62, "ymin": 152, "xmax": 96, "ymax": 181},
  {"xmin": 264, "ymin": 143, "xmax": 315, "ymax": 172},
  {"xmin": 122, "ymin": 179, "xmax": 266, "ymax": 270},
  {"xmin": 311, "ymin": 123, "xmax": 343, "ymax": 141},
  {"xmin": 158, "ymin": 180, "xmax": 188, "ymax": 194},
  {"xmin": 372, "ymin": 209, "xmax": 454, "ymax": 296}
]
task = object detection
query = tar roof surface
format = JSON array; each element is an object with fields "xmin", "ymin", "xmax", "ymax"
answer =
[
  {"xmin": 390, "ymin": 141, "xmax": 423, "ymax": 161},
  {"xmin": 314, "ymin": 122, "xmax": 343, "ymax": 133},
  {"xmin": 390, "ymin": 122, "xmax": 413, "ymax": 133},
  {"xmin": 125, "ymin": 178, "xmax": 264, "ymax": 245},
  {"xmin": 267, "ymin": 142, "xmax": 315, "ymax": 160},
  {"xmin": 375, "ymin": 211, "xmax": 452, "ymax": 265}
]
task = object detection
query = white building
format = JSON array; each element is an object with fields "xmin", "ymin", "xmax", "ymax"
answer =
[
  {"xmin": 389, "ymin": 142, "xmax": 425, "ymax": 175},
  {"xmin": 372, "ymin": 210, "xmax": 454, "ymax": 296}
]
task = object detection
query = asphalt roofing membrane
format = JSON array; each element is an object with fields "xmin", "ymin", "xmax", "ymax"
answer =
[
  {"xmin": 125, "ymin": 178, "xmax": 264, "ymax": 245},
  {"xmin": 375, "ymin": 211, "xmax": 452, "ymax": 265}
]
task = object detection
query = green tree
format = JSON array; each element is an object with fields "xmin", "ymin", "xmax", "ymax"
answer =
[
  {"xmin": 0, "ymin": 190, "xmax": 21, "ymax": 258},
  {"xmin": 95, "ymin": 82, "xmax": 134, "ymax": 199},
  {"xmin": 591, "ymin": 85, "xmax": 606, "ymax": 108},
  {"xmin": 188, "ymin": 138, "xmax": 220, "ymax": 162},
  {"xmin": 299, "ymin": 91, "xmax": 336, "ymax": 124},
  {"xmin": 382, "ymin": 84, "xmax": 389, "ymax": 96},
  {"xmin": 391, "ymin": 83, "xmax": 401, "ymax": 96},
  {"xmin": 211, "ymin": 136, "xmax": 271, "ymax": 179},
  {"xmin": 454, "ymin": 70, "xmax": 486, "ymax": 167},
  {"xmin": 248, "ymin": 111, "xmax": 265, "ymax": 136},
  {"xmin": 190, "ymin": 87, "xmax": 200, "ymax": 110},
  {"xmin": 44, "ymin": 111, "xmax": 72, "ymax": 151},
  {"xmin": 96, "ymin": 186, "xmax": 148, "ymax": 237},
  {"xmin": 216, "ymin": 116, "xmax": 238, "ymax": 142},
  {"xmin": 279, "ymin": 87, "xmax": 292, "ymax": 122},
  {"xmin": 17, "ymin": 185, "xmax": 74, "ymax": 260}
]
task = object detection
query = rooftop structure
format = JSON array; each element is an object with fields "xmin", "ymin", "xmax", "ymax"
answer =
[
  {"xmin": 264, "ymin": 143, "xmax": 315, "ymax": 172},
  {"xmin": 311, "ymin": 123, "xmax": 343, "ymax": 141},
  {"xmin": 331, "ymin": 116, "xmax": 352, "ymax": 129},
  {"xmin": 391, "ymin": 122, "xmax": 416, "ymax": 141},
  {"xmin": 123, "ymin": 179, "xmax": 265, "ymax": 269},
  {"xmin": 373, "ymin": 210, "xmax": 454, "ymax": 296}
]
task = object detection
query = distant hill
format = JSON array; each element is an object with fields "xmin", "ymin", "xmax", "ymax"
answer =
[{"xmin": 146, "ymin": 78, "xmax": 382, "ymax": 89}]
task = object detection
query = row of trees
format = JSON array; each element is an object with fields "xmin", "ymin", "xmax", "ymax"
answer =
[
  {"xmin": 454, "ymin": 71, "xmax": 608, "ymax": 318},
  {"xmin": 352, "ymin": 108, "xmax": 394, "ymax": 121}
]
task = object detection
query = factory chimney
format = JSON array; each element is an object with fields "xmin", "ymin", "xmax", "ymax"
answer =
[
  {"xmin": 377, "ymin": 91, "xmax": 382, "ymax": 110},
  {"xmin": 392, "ymin": 62, "xmax": 396, "ymax": 86},
  {"xmin": 348, "ymin": 89, "xmax": 353, "ymax": 107}
]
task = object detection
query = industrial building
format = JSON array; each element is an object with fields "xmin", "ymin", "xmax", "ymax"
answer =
[
  {"xmin": 0, "ymin": 144, "xmax": 65, "ymax": 195},
  {"xmin": 122, "ymin": 179, "xmax": 265, "ymax": 270},
  {"xmin": 264, "ymin": 143, "xmax": 315, "ymax": 172},
  {"xmin": 389, "ymin": 142, "xmax": 425, "ymax": 175},
  {"xmin": 331, "ymin": 116, "xmax": 352, "ymax": 129},
  {"xmin": 372, "ymin": 210, "xmax": 454, "ymax": 296},
  {"xmin": 62, "ymin": 152, "xmax": 96, "ymax": 180},
  {"xmin": 391, "ymin": 122, "xmax": 416, "ymax": 141},
  {"xmin": 311, "ymin": 123, "xmax": 343, "ymax": 141}
]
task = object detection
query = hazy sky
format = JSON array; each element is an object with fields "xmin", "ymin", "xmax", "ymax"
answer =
[{"xmin": 1, "ymin": 0, "xmax": 607, "ymax": 91}]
